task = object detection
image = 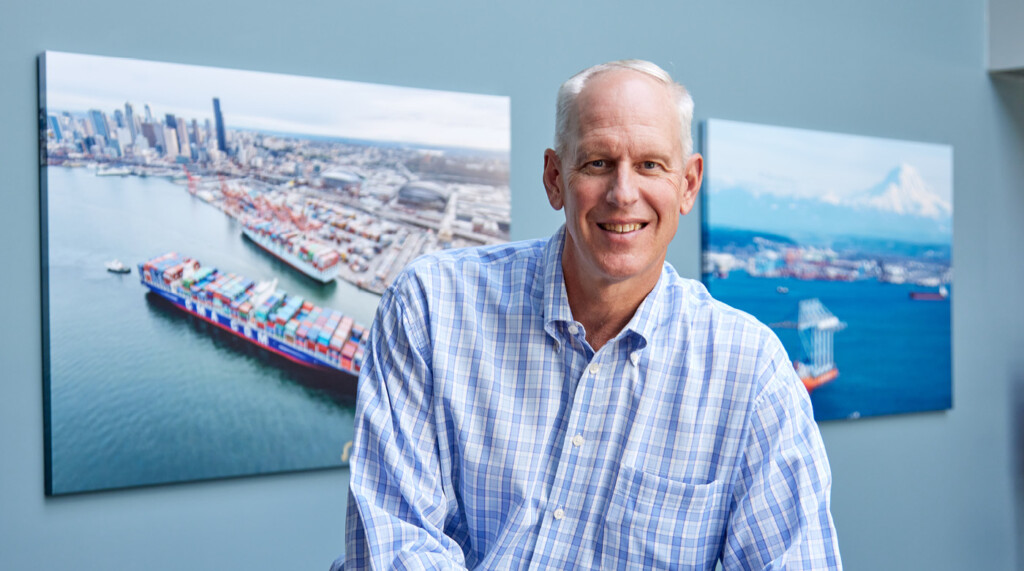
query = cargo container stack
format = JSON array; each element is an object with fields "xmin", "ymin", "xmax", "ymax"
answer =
[
  {"xmin": 139, "ymin": 253, "xmax": 199, "ymax": 288},
  {"xmin": 138, "ymin": 252, "xmax": 369, "ymax": 379},
  {"xmin": 318, "ymin": 310, "xmax": 342, "ymax": 354},
  {"xmin": 254, "ymin": 292, "xmax": 284, "ymax": 326},
  {"xmin": 271, "ymin": 295, "xmax": 303, "ymax": 336}
]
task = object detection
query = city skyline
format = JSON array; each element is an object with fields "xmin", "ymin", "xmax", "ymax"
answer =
[{"xmin": 42, "ymin": 51, "xmax": 510, "ymax": 152}]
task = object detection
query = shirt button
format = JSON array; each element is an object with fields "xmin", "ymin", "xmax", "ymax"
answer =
[
  {"xmin": 568, "ymin": 324, "xmax": 579, "ymax": 335},
  {"xmin": 588, "ymin": 363, "xmax": 600, "ymax": 374},
  {"xmin": 553, "ymin": 508, "xmax": 565, "ymax": 520},
  {"xmin": 572, "ymin": 434, "xmax": 584, "ymax": 447},
  {"xmin": 630, "ymin": 352, "xmax": 640, "ymax": 366}
]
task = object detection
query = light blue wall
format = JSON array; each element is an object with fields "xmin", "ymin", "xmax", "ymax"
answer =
[{"xmin": 2, "ymin": 1, "xmax": 1022, "ymax": 569}]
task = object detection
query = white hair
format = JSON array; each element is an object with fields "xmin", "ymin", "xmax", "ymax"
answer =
[{"xmin": 554, "ymin": 59, "xmax": 694, "ymax": 160}]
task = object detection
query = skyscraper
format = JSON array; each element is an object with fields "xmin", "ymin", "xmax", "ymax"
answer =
[
  {"xmin": 191, "ymin": 118, "xmax": 203, "ymax": 146},
  {"xmin": 88, "ymin": 109, "xmax": 109, "ymax": 140},
  {"xmin": 47, "ymin": 115, "xmax": 62, "ymax": 142},
  {"xmin": 141, "ymin": 122, "xmax": 163, "ymax": 152},
  {"xmin": 175, "ymin": 116, "xmax": 189, "ymax": 158},
  {"xmin": 124, "ymin": 102, "xmax": 137, "ymax": 144},
  {"xmin": 163, "ymin": 125, "xmax": 179, "ymax": 156},
  {"xmin": 213, "ymin": 97, "xmax": 227, "ymax": 154}
]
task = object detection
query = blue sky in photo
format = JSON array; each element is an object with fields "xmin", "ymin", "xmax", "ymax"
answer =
[{"xmin": 704, "ymin": 119, "xmax": 952, "ymax": 203}]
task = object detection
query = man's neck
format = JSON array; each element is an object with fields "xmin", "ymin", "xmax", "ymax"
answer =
[{"xmin": 562, "ymin": 263, "xmax": 659, "ymax": 352}]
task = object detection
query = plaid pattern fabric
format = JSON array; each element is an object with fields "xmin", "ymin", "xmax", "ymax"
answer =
[{"xmin": 339, "ymin": 227, "xmax": 840, "ymax": 570}]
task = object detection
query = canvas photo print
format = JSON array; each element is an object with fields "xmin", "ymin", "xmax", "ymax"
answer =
[
  {"xmin": 702, "ymin": 119, "xmax": 952, "ymax": 421},
  {"xmin": 39, "ymin": 51, "xmax": 510, "ymax": 494}
]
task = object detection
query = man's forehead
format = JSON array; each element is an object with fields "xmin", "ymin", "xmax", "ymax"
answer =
[
  {"xmin": 570, "ymin": 70, "xmax": 682, "ymax": 155},
  {"xmin": 576, "ymin": 69, "xmax": 674, "ymax": 110}
]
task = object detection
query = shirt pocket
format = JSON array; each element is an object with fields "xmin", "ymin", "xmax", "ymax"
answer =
[{"xmin": 602, "ymin": 466, "xmax": 728, "ymax": 570}]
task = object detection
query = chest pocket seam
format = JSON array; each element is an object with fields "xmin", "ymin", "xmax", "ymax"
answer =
[{"xmin": 602, "ymin": 466, "xmax": 728, "ymax": 570}]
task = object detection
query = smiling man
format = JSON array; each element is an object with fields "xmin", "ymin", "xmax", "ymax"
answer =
[{"xmin": 340, "ymin": 60, "xmax": 841, "ymax": 570}]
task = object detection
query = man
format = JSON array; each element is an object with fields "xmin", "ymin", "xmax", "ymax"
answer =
[{"xmin": 339, "ymin": 60, "xmax": 841, "ymax": 569}]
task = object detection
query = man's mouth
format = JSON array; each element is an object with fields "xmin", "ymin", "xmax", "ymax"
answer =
[{"xmin": 598, "ymin": 222, "xmax": 646, "ymax": 233}]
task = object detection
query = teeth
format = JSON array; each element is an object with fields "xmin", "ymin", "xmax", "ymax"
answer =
[{"xmin": 600, "ymin": 223, "xmax": 644, "ymax": 233}]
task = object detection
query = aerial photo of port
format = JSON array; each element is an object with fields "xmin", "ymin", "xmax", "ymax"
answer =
[
  {"xmin": 40, "ymin": 51, "xmax": 510, "ymax": 494},
  {"xmin": 702, "ymin": 119, "xmax": 953, "ymax": 422}
]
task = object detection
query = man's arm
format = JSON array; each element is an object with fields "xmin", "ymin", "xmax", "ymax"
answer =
[
  {"xmin": 722, "ymin": 343, "xmax": 842, "ymax": 570},
  {"xmin": 344, "ymin": 277, "xmax": 468, "ymax": 570}
]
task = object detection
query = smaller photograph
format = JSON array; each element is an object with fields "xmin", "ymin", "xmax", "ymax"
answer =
[{"xmin": 702, "ymin": 119, "xmax": 953, "ymax": 421}]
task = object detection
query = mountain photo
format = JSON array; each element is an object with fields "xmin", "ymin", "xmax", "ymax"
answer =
[{"xmin": 702, "ymin": 119, "xmax": 953, "ymax": 422}]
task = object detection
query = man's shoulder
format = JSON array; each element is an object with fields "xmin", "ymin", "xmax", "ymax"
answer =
[
  {"xmin": 662, "ymin": 271, "xmax": 803, "ymax": 401},
  {"xmin": 660, "ymin": 270, "xmax": 772, "ymax": 337},
  {"xmin": 391, "ymin": 237, "xmax": 550, "ymax": 298},
  {"xmin": 414, "ymin": 237, "xmax": 549, "ymax": 270}
]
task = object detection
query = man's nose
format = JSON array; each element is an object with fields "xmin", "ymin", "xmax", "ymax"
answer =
[{"xmin": 606, "ymin": 165, "xmax": 640, "ymax": 207}]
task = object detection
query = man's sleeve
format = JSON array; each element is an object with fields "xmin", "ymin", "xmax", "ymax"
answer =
[
  {"xmin": 343, "ymin": 276, "xmax": 467, "ymax": 570},
  {"xmin": 722, "ymin": 341, "xmax": 842, "ymax": 570}
]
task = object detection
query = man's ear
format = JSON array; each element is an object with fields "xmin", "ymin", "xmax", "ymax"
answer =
[
  {"xmin": 679, "ymin": 153, "xmax": 704, "ymax": 216},
  {"xmin": 543, "ymin": 149, "xmax": 565, "ymax": 211}
]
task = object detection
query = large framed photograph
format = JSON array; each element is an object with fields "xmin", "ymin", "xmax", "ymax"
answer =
[
  {"xmin": 702, "ymin": 119, "xmax": 952, "ymax": 421},
  {"xmin": 39, "ymin": 51, "xmax": 510, "ymax": 494}
]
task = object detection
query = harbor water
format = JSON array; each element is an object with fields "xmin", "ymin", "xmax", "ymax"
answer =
[
  {"xmin": 45, "ymin": 166, "xmax": 379, "ymax": 494},
  {"xmin": 707, "ymin": 270, "xmax": 952, "ymax": 421}
]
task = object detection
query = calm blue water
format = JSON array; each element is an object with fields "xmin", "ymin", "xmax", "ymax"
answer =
[
  {"xmin": 45, "ymin": 167, "xmax": 380, "ymax": 494},
  {"xmin": 707, "ymin": 271, "xmax": 952, "ymax": 421}
]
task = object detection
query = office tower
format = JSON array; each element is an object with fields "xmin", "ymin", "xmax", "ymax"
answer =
[
  {"xmin": 165, "ymin": 114, "xmax": 177, "ymax": 130},
  {"xmin": 213, "ymin": 97, "xmax": 227, "ymax": 154},
  {"xmin": 163, "ymin": 125, "xmax": 179, "ymax": 156},
  {"xmin": 140, "ymin": 122, "xmax": 161, "ymax": 152},
  {"xmin": 144, "ymin": 104, "xmax": 153, "ymax": 122},
  {"xmin": 191, "ymin": 118, "xmax": 203, "ymax": 146},
  {"xmin": 124, "ymin": 102, "xmax": 137, "ymax": 144},
  {"xmin": 116, "ymin": 127, "xmax": 132, "ymax": 155},
  {"xmin": 89, "ymin": 109, "xmax": 109, "ymax": 139},
  {"xmin": 113, "ymin": 109, "xmax": 125, "ymax": 128},
  {"xmin": 175, "ymin": 116, "xmax": 189, "ymax": 157},
  {"xmin": 48, "ymin": 115, "xmax": 62, "ymax": 142},
  {"xmin": 60, "ymin": 112, "xmax": 79, "ymax": 142}
]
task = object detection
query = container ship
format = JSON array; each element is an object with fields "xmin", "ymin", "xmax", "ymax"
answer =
[
  {"xmin": 138, "ymin": 252, "xmax": 367, "ymax": 378},
  {"xmin": 909, "ymin": 284, "xmax": 949, "ymax": 301},
  {"xmin": 241, "ymin": 220, "xmax": 341, "ymax": 284}
]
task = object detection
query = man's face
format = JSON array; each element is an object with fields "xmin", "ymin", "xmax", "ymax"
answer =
[{"xmin": 543, "ymin": 69, "xmax": 703, "ymax": 292}]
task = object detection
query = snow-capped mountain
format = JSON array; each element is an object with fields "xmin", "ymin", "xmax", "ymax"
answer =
[
  {"xmin": 706, "ymin": 163, "xmax": 952, "ymax": 244},
  {"xmin": 847, "ymin": 164, "xmax": 951, "ymax": 219}
]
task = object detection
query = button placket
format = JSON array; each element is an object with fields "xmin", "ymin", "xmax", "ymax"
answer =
[{"xmin": 548, "ymin": 350, "xmax": 598, "ymax": 530}]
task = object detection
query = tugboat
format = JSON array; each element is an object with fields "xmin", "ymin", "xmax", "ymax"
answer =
[{"xmin": 105, "ymin": 259, "xmax": 131, "ymax": 274}]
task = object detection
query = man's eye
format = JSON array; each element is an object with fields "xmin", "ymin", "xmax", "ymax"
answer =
[
  {"xmin": 589, "ymin": 160, "xmax": 606, "ymax": 168},
  {"xmin": 642, "ymin": 161, "xmax": 658, "ymax": 170}
]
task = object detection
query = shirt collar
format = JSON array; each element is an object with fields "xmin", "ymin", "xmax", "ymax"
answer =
[
  {"xmin": 541, "ymin": 226, "xmax": 574, "ymax": 345},
  {"xmin": 616, "ymin": 264, "xmax": 671, "ymax": 351},
  {"xmin": 541, "ymin": 225, "xmax": 670, "ymax": 351}
]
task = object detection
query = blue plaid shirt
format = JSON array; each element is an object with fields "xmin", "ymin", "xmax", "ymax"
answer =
[{"xmin": 340, "ymin": 227, "xmax": 841, "ymax": 570}]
